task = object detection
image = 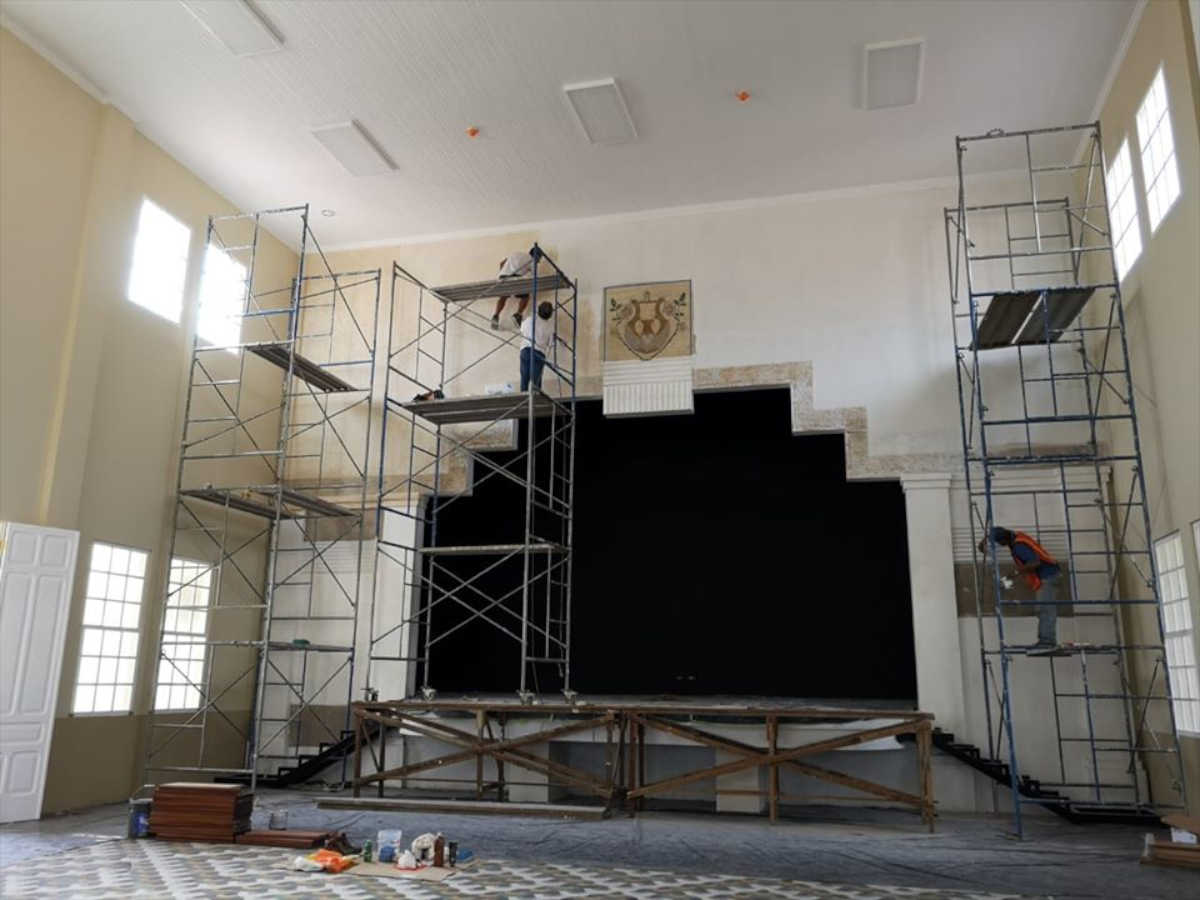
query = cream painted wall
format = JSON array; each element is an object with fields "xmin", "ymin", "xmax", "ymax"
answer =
[
  {"xmin": 1092, "ymin": 0, "xmax": 1200, "ymax": 812},
  {"xmin": 1, "ymin": 27, "xmax": 299, "ymax": 813},
  {"xmin": 0, "ymin": 29, "xmax": 100, "ymax": 526}
]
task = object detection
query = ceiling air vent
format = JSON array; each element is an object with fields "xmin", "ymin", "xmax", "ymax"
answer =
[
  {"xmin": 563, "ymin": 78, "xmax": 637, "ymax": 145},
  {"xmin": 181, "ymin": 0, "xmax": 283, "ymax": 57},
  {"xmin": 311, "ymin": 121, "xmax": 396, "ymax": 176},
  {"xmin": 862, "ymin": 39, "xmax": 925, "ymax": 110}
]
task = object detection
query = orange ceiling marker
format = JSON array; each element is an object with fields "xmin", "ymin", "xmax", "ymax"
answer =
[
  {"xmin": 736, "ymin": 90, "xmax": 750, "ymax": 103},
  {"xmin": 466, "ymin": 126, "xmax": 480, "ymax": 138}
]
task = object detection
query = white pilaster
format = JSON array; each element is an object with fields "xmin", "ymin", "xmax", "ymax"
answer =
[{"xmin": 901, "ymin": 473, "xmax": 966, "ymax": 736}]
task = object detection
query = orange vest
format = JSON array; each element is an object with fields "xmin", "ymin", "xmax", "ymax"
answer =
[{"xmin": 1011, "ymin": 531, "xmax": 1058, "ymax": 590}]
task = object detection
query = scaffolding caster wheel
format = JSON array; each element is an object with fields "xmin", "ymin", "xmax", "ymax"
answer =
[
  {"xmin": 517, "ymin": 690, "xmax": 535, "ymax": 706},
  {"xmin": 562, "ymin": 689, "xmax": 577, "ymax": 703},
  {"xmin": 421, "ymin": 686, "xmax": 437, "ymax": 701}
]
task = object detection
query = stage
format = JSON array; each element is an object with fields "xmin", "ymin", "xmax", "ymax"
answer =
[{"xmin": 347, "ymin": 696, "xmax": 936, "ymax": 829}]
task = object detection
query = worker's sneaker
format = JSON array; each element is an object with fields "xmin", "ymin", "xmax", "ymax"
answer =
[
  {"xmin": 512, "ymin": 313, "xmax": 522, "ymax": 329},
  {"xmin": 490, "ymin": 315, "xmax": 500, "ymax": 330}
]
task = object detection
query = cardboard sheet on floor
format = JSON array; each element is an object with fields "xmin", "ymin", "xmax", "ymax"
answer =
[{"xmin": 345, "ymin": 861, "xmax": 460, "ymax": 882}]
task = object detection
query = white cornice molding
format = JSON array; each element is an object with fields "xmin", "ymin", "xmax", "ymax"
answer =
[
  {"xmin": 901, "ymin": 473, "xmax": 953, "ymax": 492},
  {"xmin": 1, "ymin": 13, "xmax": 106, "ymax": 103},
  {"xmin": 1072, "ymin": 0, "xmax": 1148, "ymax": 164},
  {"xmin": 323, "ymin": 168, "xmax": 1028, "ymax": 253},
  {"xmin": 1, "ymin": 13, "xmax": 139, "ymax": 123}
]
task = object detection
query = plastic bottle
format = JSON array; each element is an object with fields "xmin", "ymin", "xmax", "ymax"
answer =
[{"xmin": 433, "ymin": 833, "xmax": 445, "ymax": 867}]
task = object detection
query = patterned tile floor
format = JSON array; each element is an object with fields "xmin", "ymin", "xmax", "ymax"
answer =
[{"xmin": 0, "ymin": 837, "xmax": 1031, "ymax": 899}]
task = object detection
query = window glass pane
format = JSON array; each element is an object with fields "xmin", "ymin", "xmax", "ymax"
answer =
[
  {"xmin": 197, "ymin": 246, "xmax": 246, "ymax": 350},
  {"xmin": 127, "ymin": 198, "xmax": 191, "ymax": 323},
  {"xmin": 1106, "ymin": 140, "xmax": 1142, "ymax": 280},
  {"xmin": 73, "ymin": 542, "xmax": 148, "ymax": 714},
  {"xmin": 155, "ymin": 557, "xmax": 213, "ymax": 710},
  {"xmin": 1136, "ymin": 69, "xmax": 1181, "ymax": 232}
]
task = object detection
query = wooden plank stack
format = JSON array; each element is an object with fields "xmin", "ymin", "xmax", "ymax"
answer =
[
  {"xmin": 149, "ymin": 783, "xmax": 252, "ymax": 843},
  {"xmin": 1140, "ymin": 815, "xmax": 1200, "ymax": 870},
  {"xmin": 235, "ymin": 829, "xmax": 331, "ymax": 849}
]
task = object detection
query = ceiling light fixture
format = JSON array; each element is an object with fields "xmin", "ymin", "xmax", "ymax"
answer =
[
  {"xmin": 466, "ymin": 126, "xmax": 480, "ymax": 138},
  {"xmin": 862, "ymin": 38, "xmax": 925, "ymax": 110},
  {"xmin": 736, "ymin": 91, "xmax": 751, "ymax": 103},
  {"xmin": 180, "ymin": 0, "xmax": 283, "ymax": 57},
  {"xmin": 311, "ymin": 121, "xmax": 396, "ymax": 176},
  {"xmin": 321, "ymin": 209, "xmax": 336, "ymax": 217},
  {"xmin": 563, "ymin": 78, "xmax": 637, "ymax": 145}
]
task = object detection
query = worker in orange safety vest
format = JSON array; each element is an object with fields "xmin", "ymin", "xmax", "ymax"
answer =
[{"xmin": 978, "ymin": 526, "xmax": 1062, "ymax": 652}]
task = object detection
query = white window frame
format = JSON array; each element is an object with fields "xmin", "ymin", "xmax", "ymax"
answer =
[
  {"xmin": 126, "ymin": 197, "xmax": 191, "ymax": 324},
  {"xmin": 196, "ymin": 244, "xmax": 247, "ymax": 351},
  {"xmin": 72, "ymin": 542, "xmax": 149, "ymax": 716},
  {"xmin": 1135, "ymin": 67, "xmax": 1181, "ymax": 233},
  {"xmin": 1105, "ymin": 139, "xmax": 1142, "ymax": 281},
  {"xmin": 1155, "ymin": 532, "xmax": 1198, "ymax": 736},
  {"xmin": 154, "ymin": 557, "xmax": 214, "ymax": 713}
]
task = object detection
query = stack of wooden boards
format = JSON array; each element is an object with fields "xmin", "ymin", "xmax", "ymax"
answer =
[
  {"xmin": 235, "ymin": 830, "xmax": 331, "ymax": 848},
  {"xmin": 149, "ymin": 783, "xmax": 252, "ymax": 842},
  {"xmin": 1141, "ymin": 814, "xmax": 1200, "ymax": 870}
]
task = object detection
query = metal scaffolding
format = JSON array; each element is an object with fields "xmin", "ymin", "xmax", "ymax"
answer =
[
  {"xmin": 144, "ymin": 204, "xmax": 379, "ymax": 790},
  {"xmin": 946, "ymin": 123, "xmax": 1188, "ymax": 835},
  {"xmin": 369, "ymin": 245, "xmax": 578, "ymax": 703}
]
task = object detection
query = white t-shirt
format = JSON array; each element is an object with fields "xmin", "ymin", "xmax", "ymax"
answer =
[
  {"xmin": 498, "ymin": 251, "xmax": 533, "ymax": 278},
  {"xmin": 521, "ymin": 314, "xmax": 553, "ymax": 355}
]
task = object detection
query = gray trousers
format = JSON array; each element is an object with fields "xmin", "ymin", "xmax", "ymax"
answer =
[{"xmin": 1032, "ymin": 572, "xmax": 1060, "ymax": 644}]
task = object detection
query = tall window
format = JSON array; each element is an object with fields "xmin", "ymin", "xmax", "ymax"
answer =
[
  {"xmin": 1155, "ymin": 533, "xmax": 1198, "ymax": 735},
  {"xmin": 74, "ymin": 543, "xmax": 148, "ymax": 715},
  {"xmin": 1105, "ymin": 140, "xmax": 1142, "ymax": 280},
  {"xmin": 197, "ymin": 245, "xmax": 247, "ymax": 350},
  {"xmin": 1136, "ymin": 68, "xmax": 1181, "ymax": 232},
  {"xmin": 154, "ymin": 558, "xmax": 213, "ymax": 711},
  {"xmin": 127, "ymin": 198, "xmax": 191, "ymax": 323}
]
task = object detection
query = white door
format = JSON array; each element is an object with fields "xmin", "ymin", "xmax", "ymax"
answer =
[{"xmin": 0, "ymin": 522, "xmax": 79, "ymax": 823}]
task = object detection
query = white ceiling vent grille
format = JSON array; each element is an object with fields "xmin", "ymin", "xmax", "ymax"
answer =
[
  {"xmin": 311, "ymin": 121, "xmax": 396, "ymax": 176},
  {"xmin": 563, "ymin": 78, "xmax": 637, "ymax": 145},
  {"xmin": 180, "ymin": 0, "xmax": 283, "ymax": 57},
  {"xmin": 862, "ymin": 39, "xmax": 925, "ymax": 110}
]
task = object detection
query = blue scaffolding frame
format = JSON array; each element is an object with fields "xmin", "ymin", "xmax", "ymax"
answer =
[{"xmin": 945, "ymin": 123, "xmax": 1188, "ymax": 836}]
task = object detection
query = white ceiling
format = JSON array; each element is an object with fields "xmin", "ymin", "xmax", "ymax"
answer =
[{"xmin": 2, "ymin": 0, "xmax": 1135, "ymax": 246}]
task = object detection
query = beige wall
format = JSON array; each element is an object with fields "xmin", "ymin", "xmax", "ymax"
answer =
[
  {"xmin": 1, "ymin": 26, "xmax": 297, "ymax": 813},
  {"xmin": 1094, "ymin": 0, "xmax": 1200, "ymax": 811}
]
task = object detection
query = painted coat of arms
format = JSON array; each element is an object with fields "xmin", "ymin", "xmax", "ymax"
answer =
[{"xmin": 603, "ymin": 280, "xmax": 693, "ymax": 362}]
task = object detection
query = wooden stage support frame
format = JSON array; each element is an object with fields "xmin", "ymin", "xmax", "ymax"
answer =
[{"xmin": 350, "ymin": 701, "xmax": 936, "ymax": 830}]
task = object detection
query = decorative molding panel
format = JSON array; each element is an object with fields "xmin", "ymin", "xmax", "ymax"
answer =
[{"xmin": 602, "ymin": 356, "xmax": 694, "ymax": 417}]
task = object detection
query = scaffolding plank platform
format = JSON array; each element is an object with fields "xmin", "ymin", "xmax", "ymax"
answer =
[
  {"xmin": 973, "ymin": 287, "xmax": 1095, "ymax": 349},
  {"xmin": 973, "ymin": 291, "xmax": 1039, "ymax": 349},
  {"xmin": 246, "ymin": 342, "xmax": 356, "ymax": 392},
  {"xmin": 432, "ymin": 272, "xmax": 572, "ymax": 304},
  {"xmin": 180, "ymin": 487, "xmax": 355, "ymax": 519},
  {"xmin": 1014, "ymin": 286, "xmax": 1095, "ymax": 345},
  {"xmin": 403, "ymin": 392, "xmax": 562, "ymax": 425},
  {"xmin": 420, "ymin": 542, "xmax": 566, "ymax": 556}
]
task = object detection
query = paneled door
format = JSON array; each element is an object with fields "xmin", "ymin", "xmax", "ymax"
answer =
[{"xmin": 0, "ymin": 522, "xmax": 79, "ymax": 823}]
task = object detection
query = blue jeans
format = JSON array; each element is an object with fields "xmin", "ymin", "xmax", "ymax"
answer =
[
  {"xmin": 1033, "ymin": 572, "xmax": 1060, "ymax": 644},
  {"xmin": 520, "ymin": 347, "xmax": 546, "ymax": 391}
]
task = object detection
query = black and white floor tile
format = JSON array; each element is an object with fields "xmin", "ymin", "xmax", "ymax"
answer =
[{"xmin": 0, "ymin": 837, "xmax": 1034, "ymax": 899}]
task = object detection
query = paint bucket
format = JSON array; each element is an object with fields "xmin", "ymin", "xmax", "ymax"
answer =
[{"xmin": 127, "ymin": 798, "xmax": 152, "ymax": 838}]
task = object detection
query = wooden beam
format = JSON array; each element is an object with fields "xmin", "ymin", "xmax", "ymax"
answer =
[
  {"xmin": 633, "ymin": 713, "xmax": 925, "ymax": 808},
  {"xmin": 628, "ymin": 717, "xmax": 920, "ymax": 800}
]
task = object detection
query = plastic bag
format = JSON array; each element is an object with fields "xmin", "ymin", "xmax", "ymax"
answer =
[
  {"xmin": 306, "ymin": 848, "xmax": 357, "ymax": 873},
  {"xmin": 377, "ymin": 828, "xmax": 403, "ymax": 863}
]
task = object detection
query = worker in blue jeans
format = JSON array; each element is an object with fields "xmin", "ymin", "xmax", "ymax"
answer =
[
  {"xmin": 519, "ymin": 301, "xmax": 554, "ymax": 391},
  {"xmin": 979, "ymin": 526, "xmax": 1061, "ymax": 653}
]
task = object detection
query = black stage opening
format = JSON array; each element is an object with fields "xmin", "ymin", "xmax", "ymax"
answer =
[{"xmin": 420, "ymin": 388, "xmax": 916, "ymax": 700}]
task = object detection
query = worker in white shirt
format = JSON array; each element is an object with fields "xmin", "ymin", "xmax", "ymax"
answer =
[
  {"xmin": 520, "ymin": 302, "xmax": 554, "ymax": 391},
  {"xmin": 491, "ymin": 250, "xmax": 533, "ymax": 330}
]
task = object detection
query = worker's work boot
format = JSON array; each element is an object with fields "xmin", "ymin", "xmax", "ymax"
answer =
[
  {"xmin": 491, "ymin": 315, "xmax": 500, "ymax": 330},
  {"xmin": 512, "ymin": 313, "xmax": 522, "ymax": 329}
]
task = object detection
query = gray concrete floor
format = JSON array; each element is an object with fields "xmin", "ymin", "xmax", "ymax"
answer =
[{"xmin": 2, "ymin": 789, "xmax": 1194, "ymax": 899}]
